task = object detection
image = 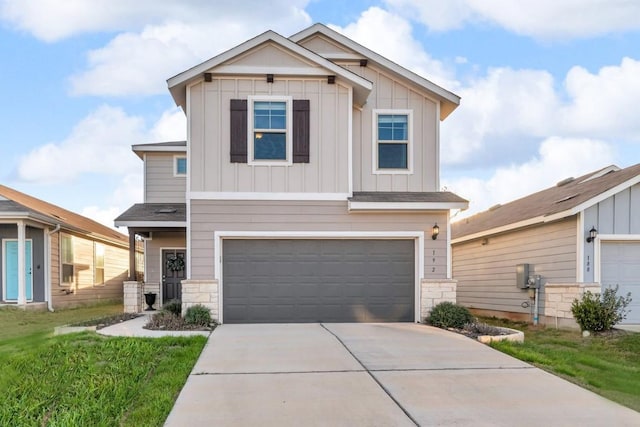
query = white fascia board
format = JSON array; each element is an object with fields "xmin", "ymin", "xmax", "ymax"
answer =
[
  {"xmin": 348, "ymin": 201, "xmax": 468, "ymax": 211},
  {"xmin": 113, "ymin": 221, "xmax": 187, "ymax": 228},
  {"xmin": 289, "ymin": 24, "xmax": 459, "ymax": 112},
  {"xmin": 132, "ymin": 145, "xmax": 186, "ymax": 154},
  {"xmin": 567, "ymin": 175, "xmax": 640, "ymax": 216},
  {"xmin": 597, "ymin": 234, "xmax": 640, "ymax": 241},
  {"xmin": 189, "ymin": 192, "xmax": 349, "ymax": 201}
]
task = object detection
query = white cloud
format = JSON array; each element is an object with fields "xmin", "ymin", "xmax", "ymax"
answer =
[
  {"xmin": 329, "ymin": 7, "xmax": 457, "ymax": 90},
  {"xmin": 82, "ymin": 172, "xmax": 143, "ymax": 230},
  {"xmin": 445, "ymin": 137, "xmax": 616, "ymax": 218},
  {"xmin": 150, "ymin": 108, "xmax": 187, "ymax": 142},
  {"xmin": 385, "ymin": 0, "xmax": 640, "ymax": 40}
]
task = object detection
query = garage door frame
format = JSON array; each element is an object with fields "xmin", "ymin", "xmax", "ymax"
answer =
[
  {"xmin": 214, "ymin": 231, "xmax": 425, "ymax": 324},
  {"xmin": 594, "ymin": 234, "xmax": 640, "ymax": 283}
]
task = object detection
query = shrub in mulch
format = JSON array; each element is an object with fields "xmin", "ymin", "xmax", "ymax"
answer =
[
  {"xmin": 144, "ymin": 304, "xmax": 215, "ymax": 331},
  {"xmin": 426, "ymin": 301, "xmax": 474, "ymax": 329}
]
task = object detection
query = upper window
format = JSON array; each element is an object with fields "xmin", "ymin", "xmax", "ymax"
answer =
[
  {"xmin": 94, "ymin": 243, "xmax": 105, "ymax": 286},
  {"xmin": 373, "ymin": 110, "xmax": 413, "ymax": 174},
  {"xmin": 61, "ymin": 235, "xmax": 74, "ymax": 285},
  {"xmin": 248, "ymin": 96, "xmax": 292, "ymax": 165},
  {"xmin": 174, "ymin": 156, "xmax": 187, "ymax": 176}
]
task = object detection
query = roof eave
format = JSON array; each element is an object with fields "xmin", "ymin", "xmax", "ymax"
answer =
[{"xmin": 349, "ymin": 201, "xmax": 468, "ymax": 211}]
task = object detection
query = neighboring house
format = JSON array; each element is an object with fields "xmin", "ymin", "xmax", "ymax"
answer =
[
  {"xmin": 0, "ymin": 185, "xmax": 131, "ymax": 309},
  {"xmin": 116, "ymin": 23, "xmax": 468, "ymax": 323},
  {"xmin": 452, "ymin": 164, "xmax": 640, "ymax": 327}
]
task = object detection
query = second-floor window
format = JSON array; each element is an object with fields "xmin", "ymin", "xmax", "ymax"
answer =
[
  {"xmin": 373, "ymin": 110, "xmax": 413, "ymax": 174},
  {"xmin": 248, "ymin": 96, "xmax": 292, "ymax": 164},
  {"xmin": 174, "ymin": 156, "xmax": 187, "ymax": 176}
]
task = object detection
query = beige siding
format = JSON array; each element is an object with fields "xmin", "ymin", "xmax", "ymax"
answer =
[
  {"xmin": 345, "ymin": 63, "xmax": 439, "ymax": 192},
  {"xmin": 190, "ymin": 199, "xmax": 448, "ymax": 280},
  {"xmin": 51, "ymin": 232, "xmax": 128, "ymax": 308},
  {"xmin": 452, "ymin": 217, "xmax": 577, "ymax": 315},
  {"xmin": 144, "ymin": 231, "xmax": 186, "ymax": 284},
  {"xmin": 145, "ymin": 153, "xmax": 186, "ymax": 203},
  {"xmin": 189, "ymin": 76, "xmax": 350, "ymax": 194}
]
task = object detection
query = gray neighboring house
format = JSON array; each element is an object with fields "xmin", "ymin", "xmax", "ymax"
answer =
[
  {"xmin": 452, "ymin": 163, "xmax": 640, "ymax": 327},
  {"xmin": 116, "ymin": 23, "xmax": 468, "ymax": 323}
]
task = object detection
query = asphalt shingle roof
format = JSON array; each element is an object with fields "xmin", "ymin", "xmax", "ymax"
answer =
[
  {"xmin": 115, "ymin": 203, "xmax": 187, "ymax": 223},
  {"xmin": 349, "ymin": 191, "xmax": 468, "ymax": 203}
]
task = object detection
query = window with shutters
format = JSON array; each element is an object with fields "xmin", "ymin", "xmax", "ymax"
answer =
[
  {"xmin": 373, "ymin": 109, "xmax": 413, "ymax": 174},
  {"xmin": 230, "ymin": 97, "xmax": 309, "ymax": 165}
]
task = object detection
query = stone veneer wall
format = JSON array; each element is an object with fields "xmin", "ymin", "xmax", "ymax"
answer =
[
  {"xmin": 181, "ymin": 280, "xmax": 219, "ymax": 320},
  {"xmin": 544, "ymin": 283, "xmax": 601, "ymax": 328},
  {"xmin": 420, "ymin": 279, "xmax": 457, "ymax": 321},
  {"xmin": 123, "ymin": 281, "xmax": 142, "ymax": 313}
]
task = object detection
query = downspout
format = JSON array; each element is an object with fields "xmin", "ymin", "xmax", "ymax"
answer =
[{"xmin": 45, "ymin": 224, "xmax": 61, "ymax": 312}]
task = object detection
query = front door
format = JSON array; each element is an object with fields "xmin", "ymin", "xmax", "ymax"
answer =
[
  {"xmin": 162, "ymin": 249, "xmax": 186, "ymax": 304},
  {"xmin": 3, "ymin": 239, "xmax": 33, "ymax": 301}
]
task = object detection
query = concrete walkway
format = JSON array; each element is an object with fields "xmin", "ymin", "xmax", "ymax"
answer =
[
  {"xmin": 164, "ymin": 323, "xmax": 640, "ymax": 426},
  {"xmin": 97, "ymin": 313, "xmax": 210, "ymax": 338}
]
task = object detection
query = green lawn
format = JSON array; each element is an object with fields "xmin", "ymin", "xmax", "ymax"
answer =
[
  {"xmin": 483, "ymin": 318, "xmax": 640, "ymax": 412},
  {"xmin": 0, "ymin": 303, "xmax": 207, "ymax": 426}
]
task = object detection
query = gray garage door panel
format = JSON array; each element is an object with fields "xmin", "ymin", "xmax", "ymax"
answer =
[
  {"xmin": 601, "ymin": 242, "xmax": 640, "ymax": 324},
  {"xmin": 223, "ymin": 239, "xmax": 415, "ymax": 323}
]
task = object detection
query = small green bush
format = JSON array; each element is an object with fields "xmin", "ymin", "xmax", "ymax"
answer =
[
  {"xmin": 426, "ymin": 301, "xmax": 474, "ymax": 329},
  {"xmin": 145, "ymin": 310, "xmax": 187, "ymax": 330},
  {"xmin": 571, "ymin": 286, "xmax": 632, "ymax": 332},
  {"xmin": 162, "ymin": 299, "xmax": 182, "ymax": 316},
  {"xmin": 184, "ymin": 304, "xmax": 212, "ymax": 327}
]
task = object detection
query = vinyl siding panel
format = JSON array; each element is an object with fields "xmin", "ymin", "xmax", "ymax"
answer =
[
  {"xmin": 145, "ymin": 153, "xmax": 186, "ymax": 203},
  {"xmin": 144, "ymin": 231, "xmax": 186, "ymax": 284},
  {"xmin": 189, "ymin": 199, "xmax": 448, "ymax": 281},
  {"xmin": 51, "ymin": 232, "xmax": 128, "ymax": 308},
  {"xmin": 452, "ymin": 217, "xmax": 577, "ymax": 315}
]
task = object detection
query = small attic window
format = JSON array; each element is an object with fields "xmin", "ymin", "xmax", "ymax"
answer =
[
  {"xmin": 555, "ymin": 193, "xmax": 579, "ymax": 204},
  {"xmin": 155, "ymin": 208, "xmax": 177, "ymax": 214}
]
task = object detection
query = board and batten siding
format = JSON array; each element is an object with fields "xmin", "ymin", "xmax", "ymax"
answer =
[
  {"xmin": 189, "ymin": 77, "xmax": 349, "ymax": 194},
  {"xmin": 453, "ymin": 217, "xmax": 577, "ymax": 316},
  {"xmin": 343, "ymin": 62, "xmax": 439, "ymax": 193},
  {"xmin": 144, "ymin": 231, "xmax": 186, "ymax": 284},
  {"xmin": 583, "ymin": 182, "xmax": 640, "ymax": 282},
  {"xmin": 189, "ymin": 199, "xmax": 448, "ymax": 281},
  {"xmin": 144, "ymin": 153, "xmax": 186, "ymax": 203},
  {"xmin": 51, "ymin": 232, "xmax": 128, "ymax": 308}
]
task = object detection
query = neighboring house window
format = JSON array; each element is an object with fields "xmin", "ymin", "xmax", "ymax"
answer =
[
  {"xmin": 230, "ymin": 98, "xmax": 309, "ymax": 164},
  {"xmin": 94, "ymin": 243, "xmax": 105, "ymax": 286},
  {"xmin": 174, "ymin": 156, "xmax": 187, "ymax": 176},
  {"xmin": 373, "ymin": 110, "xmax": 413, "ymax": 174},
  {"xmin": 61, "ymin": 235, "xmax": 74, "ymax": 285}
]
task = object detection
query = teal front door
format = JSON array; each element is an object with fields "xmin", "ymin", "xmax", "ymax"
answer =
[{"xmin": 4, "ymin": 240, "xmax": 33, "ymax": 301}]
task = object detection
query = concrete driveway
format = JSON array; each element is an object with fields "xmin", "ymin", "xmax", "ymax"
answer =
[{"xmin": 165, "ymin": 323, "xmax": 640, "ymax": 426}]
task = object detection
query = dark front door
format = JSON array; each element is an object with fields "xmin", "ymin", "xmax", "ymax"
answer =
[{"xmin": 162, "ymin": 249, "xmax": 186, "ymax": 304}]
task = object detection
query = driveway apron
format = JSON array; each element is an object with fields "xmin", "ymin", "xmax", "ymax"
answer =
[{"xmin": 165, "ymin": 323, "xmax": 640, "ymax": 427}]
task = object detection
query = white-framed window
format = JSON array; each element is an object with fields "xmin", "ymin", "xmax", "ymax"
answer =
[
  {"xmin": 94, "ymin": 243, "xmax": 105, "ymax": 286},
  {"xmin": 372, "ymin": 109, "xmax": 413, "ymax": 174},
  {"xmin": 174, "ymin": 155, "xmax": 187, "ymax": 176},
  {"xmin": 61, "ymin": 234, "xmax": 74, "ymax": 286},
  {"xmin": 247, "ymin": 96, "xmax": 293, "ymax": 165}
]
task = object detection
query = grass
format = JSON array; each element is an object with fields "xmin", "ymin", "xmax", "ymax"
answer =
[
  {"xmin": 0, "ymin": 303, "xmax": 207, "ymax": 426},
  {"xmin": 481, "ymin": 317, "xmax": 640, "ymax": 412}
]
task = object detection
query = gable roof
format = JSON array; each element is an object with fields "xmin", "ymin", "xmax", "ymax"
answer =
[
  {"xmin": 167, "ymin": 28, "xmax": 373, "ymax": 109},
  {"xmin": 452, "ymin": 163, "xmax": 640, "ymax": 242},
  {"xmin": 0, "ymin": 185, "xmax": 128, "ymax": 247},
  {"xmin": 289, "ymin": 23, "xmax": 460, "ymax": 120}
]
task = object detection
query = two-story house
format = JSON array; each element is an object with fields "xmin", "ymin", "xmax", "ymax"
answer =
[{"xmin": 116, "ymin": 24, "xmax": 467, "ymax": 323}]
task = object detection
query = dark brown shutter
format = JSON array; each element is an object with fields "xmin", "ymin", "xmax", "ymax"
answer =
[
  {"xmin": 292, "ymin": 99, "xmax": 310, "ymax": 163},
  {"xmin": 230, "ymin": 99, "xmax": 247, "ymax": 163}
]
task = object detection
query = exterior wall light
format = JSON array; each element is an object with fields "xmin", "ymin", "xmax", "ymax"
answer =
[
  {"xmin": 432, "ymin": 223, "xmax": 440, "ymax": 240},
  {"xmin": 586, "ymin": 226, "xmax": 597, "ymax": 243}
]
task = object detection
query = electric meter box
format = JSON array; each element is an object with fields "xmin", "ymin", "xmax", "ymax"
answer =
[{"xmin": 516, "ymin": 264, "xmax": 530, "ymax": 289}]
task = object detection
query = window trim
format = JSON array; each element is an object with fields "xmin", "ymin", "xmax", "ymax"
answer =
[
  {"xmin": 60, "ymin": 234, "xmax": 74, "ymax": 286},
  {"xmin": 94, "ymin": 242, "xmax": 105, "ymax": 287},
  {"xmin": 372, "ymin": 109, "xmax": 413, "ymax": 175},
  {"xmin": 247, "ymin": 95, "xmax": 293, "ymax": 166},
  {"xmin": 174, "ymin": 155, "xmax": 187, "ymax": 177}
]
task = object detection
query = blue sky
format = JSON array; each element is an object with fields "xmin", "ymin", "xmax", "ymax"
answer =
[{"xmin": 1, "ymin": 0, "xmax": 640, "ymax": 228}]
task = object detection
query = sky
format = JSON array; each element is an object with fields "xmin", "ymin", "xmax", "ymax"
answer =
[{"xmin": 1, "ymin": 0, "xmax": 640, "ymax": 229}]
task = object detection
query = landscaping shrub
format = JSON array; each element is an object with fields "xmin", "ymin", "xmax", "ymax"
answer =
[
  {"xmin": 426, "ymin": 301, "xmax": 474, "ymax": 329},
  {"xmin": 571, "ymin": 286, "xmax": 632, "ymax": 332},
  {"xmin": 184, "ymin": 305, "xmax": 212, "ymax": 327},
  {"xmin": 162, "ymin": 299, "xmax": 182, "ymax": 316},
  {"xmin": 145, "ymin": 310, "xmax": 187, "ymax": 330}
]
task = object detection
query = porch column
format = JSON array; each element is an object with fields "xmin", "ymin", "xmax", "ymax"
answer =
[
  {"xmin": 17, "ymin": 220, "xmax": 26, "ymax": 306},
  {"xmin": 128, "ymin": 228, "xmax": 136, "ymax": 281}
]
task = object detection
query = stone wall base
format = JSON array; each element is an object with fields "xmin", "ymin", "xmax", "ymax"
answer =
[
  {"xmin": 420, "ymin": 279, "xmax": 457, "ymax": 322},
  {"xmin": 181, "ymin": 279, "xmax": 219, "ymax": 321},
  {"xmin": 123, "ymin": 281, "xmax": 142, "ymax": 313},
  {"xmin": 543, "ymin": 283, "xmax": 601, "ymax": 329}
]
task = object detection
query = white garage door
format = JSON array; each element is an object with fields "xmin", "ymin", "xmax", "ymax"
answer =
[{"xmin": 601, "ymin": 242, "xmax": 640, "ymax": 324}]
